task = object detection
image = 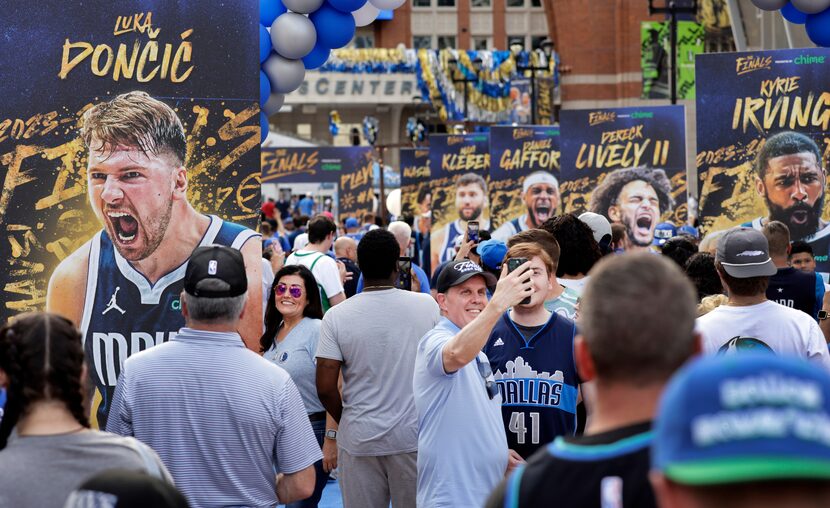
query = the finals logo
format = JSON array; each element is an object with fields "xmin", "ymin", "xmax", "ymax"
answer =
[
  {"xmin": 588, "ymin": 111, "xmax": 615, "ymax": 126},
  {"xmin": 735, "ymin": 55, "xmax": 773, "ymax": 76}
]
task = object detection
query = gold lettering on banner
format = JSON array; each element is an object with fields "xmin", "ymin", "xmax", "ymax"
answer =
[{"xmin": 58, "ymin": 12, "xmax": 194, "ymax": 83}]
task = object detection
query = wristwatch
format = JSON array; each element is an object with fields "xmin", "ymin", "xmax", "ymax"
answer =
[{"xmin": 325, "ymin": 429, "xmax": 337, "ymax": 440}]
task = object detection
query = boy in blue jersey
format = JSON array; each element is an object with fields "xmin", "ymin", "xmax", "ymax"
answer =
[
  {"xmin": 483, "ymin": 242, "xmax": 579, "ymax": 460},
  {"xmin": 45, "ymin": 92, "xmax": 261, "ymax": 430},
  {"xmin": 487, "ymin": 253, "xmax": 700, "ymax": 508}
]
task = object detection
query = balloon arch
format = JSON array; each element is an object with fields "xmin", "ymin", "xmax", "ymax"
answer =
[{"xmin": 258, "ymin": 0, "xmax": 407, "ymax": 141}]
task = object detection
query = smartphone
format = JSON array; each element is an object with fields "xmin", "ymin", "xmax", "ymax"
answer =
[
  {"xmin": 396, "ymin": 257, "xmax": 412, "ymax": 291},
  {"xmin": 507, "ymin": 257, "xmax": 531, "ymax": 305},
  {"xmin": 467, "ymin": 221, "xmax": 480, "ymax": 244}
]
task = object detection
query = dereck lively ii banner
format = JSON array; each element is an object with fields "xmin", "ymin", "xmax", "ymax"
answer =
[
  {"xmin": 697, "ymin": 48, "xmax": 830, "ymax": 276},
  {"xmin": 1, "ymin": 1, "xmax": 262, "ymax": 428},
  {"xmin": 428, "ymin": 133, "xmax": 490, "ymax": 270},
  {"xmin": 489, "ymin": 125, "xmax": 561, "ymax": 242},
  {"xmin": 261, "ymin": 147, "xmax": 375, "ymax": 218},
  {"xmin": 560, "ymin": 105, "xmax": 687, "ymax": 251}
]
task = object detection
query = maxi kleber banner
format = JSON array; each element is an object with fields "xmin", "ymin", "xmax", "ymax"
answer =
[
  {"xmin": 261, "ymin": 146, "xmax": 375, "ymax": 218},
  {"xmin": 428, "ymin": 133, "xmax": 490, "ymax": 270},
  {"xmin": 560, "ymin": 105, "xmax": 687, "ymax": 250},
  {"xmin": 697, "ymin": 48, "xmax": 830, "ymax": 277},
  {"xmin": 489, "ymin": 125, "xmax": 561, "ymax": 241}
]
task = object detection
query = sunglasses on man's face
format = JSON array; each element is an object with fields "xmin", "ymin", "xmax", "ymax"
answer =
[{"xmin": 275, "ymin": 283, "xmax": 303, "ymax": 298}]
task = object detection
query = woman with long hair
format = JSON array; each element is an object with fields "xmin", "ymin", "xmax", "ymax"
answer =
[
  {"xmin": 0, "ymin": 312, "xmax": 172, "ymax": 507},
  {"xmin": 261, "ymin": 265, "xmax": 334, "ymax": 508}
]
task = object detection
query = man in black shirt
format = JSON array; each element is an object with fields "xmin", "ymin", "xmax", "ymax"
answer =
[
  {"xmin": 763, "ymin": 220, "xmax": 824, "ymax": 321},
  {"xmin": 486, "ymin": 254, "xmax": 699, "ymax": 508}
]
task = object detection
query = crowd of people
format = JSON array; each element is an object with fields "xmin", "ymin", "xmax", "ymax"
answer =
[{"xmin": 4, "ymin": 193, "xmax": 830, "ymax": 507}]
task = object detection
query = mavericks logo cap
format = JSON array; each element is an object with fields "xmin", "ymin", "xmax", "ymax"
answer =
[
  {"xmin": 184, "ymin": 245, "xmax": 247, "ymax": 298},
  {"xmin": 436, "ymin": 259, "xmax": 497, "ymax": 293},
  {"xmin": 653, "ymin": 354, "xmax": 830, "ymax": 485},
  {"xmin": 715, "ymin": 227, "xmax": 777, "ymax": 278}
]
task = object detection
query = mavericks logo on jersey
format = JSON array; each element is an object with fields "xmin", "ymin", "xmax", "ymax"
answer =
[{"xmin": 493, "ymin": 356, "xmax": 565, "ymax": 408}]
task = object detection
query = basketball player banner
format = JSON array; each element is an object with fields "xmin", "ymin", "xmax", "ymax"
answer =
[
  {"xmin": 400, "ymin": 148, "xmax": 430, "ymax": 218},
  {"xmin": 560, "ymin": 106, "xmax": 687, "ymax": 249},
  {"xmin": 428, "ymin": 133, "xmax": 490, "ymax": 269},
  {"xmin": 696, "ymin": 48, "xmax": 830, "ymax": 276},
  {"xmin": 2, "ymin": 1, "xmax": 264, "ymax": 429},
  {"xmin": 489, "ymin": 125, "xmax": 561, "ymax": 231},
  {"xmin": 260, "ymin": 146, "xmax": 375, "ymax": 217},
  {"xmin": 0, "ymin": 1, "xmax": 261, "ymax": 321}
]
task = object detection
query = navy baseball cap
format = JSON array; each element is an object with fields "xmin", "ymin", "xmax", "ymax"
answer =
[
  {"xmin": 436, "ymin": 259, "xmax": 498, "ymax": 293},
  {"xmin": 652, "ymin": 222, "xmax": 677, "ymax": 246},
  {"xmin": 184, "ymin": 245, "xmax": 247, "ymax": 298},
  {"xmin": 653, "ymin": 354, "xmax": 830, "ymax": 485}
]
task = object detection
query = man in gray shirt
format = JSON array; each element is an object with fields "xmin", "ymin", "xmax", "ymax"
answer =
[{"xmin": 317, "ymin": 229, "xmax": 441, "ymax": 508}]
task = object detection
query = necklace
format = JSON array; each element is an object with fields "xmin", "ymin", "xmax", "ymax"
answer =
[{"xmin": 363, "ymin": 285, "xmax": 395, "ymax": 291}]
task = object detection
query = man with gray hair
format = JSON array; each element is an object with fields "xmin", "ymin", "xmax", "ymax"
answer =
[
  {"xmin": 107, "ymin": 245, "xmax": 321, "ymax": 507},
  {"xmin": 486, "ymin": 253, "xmax": 700, "ymax": 508},
  {"xmin": 355, "ymin": 221, "xmax": 431, "ymax": 294}
]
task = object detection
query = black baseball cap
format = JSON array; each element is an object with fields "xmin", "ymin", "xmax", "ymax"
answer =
[
  {"xmin": 184, "ymin": 245, "xmax": 247, "ymax": 298},
  {"xmin": 436, "ymin": 259, "xmax": 498, "ymax": 293},
  {"xmin": 65, "ymin": 469, "xmax": 190, "ymax": 508}
]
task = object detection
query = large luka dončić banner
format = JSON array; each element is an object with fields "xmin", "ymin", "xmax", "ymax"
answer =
[{"xmin": 1, "ymin": 1, "xmax": 262, "ymax": 428}]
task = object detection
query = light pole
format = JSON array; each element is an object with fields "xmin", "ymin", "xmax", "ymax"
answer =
[
  {"xmin": 446, "ymin": 57, "xmax": 482, "ymax": 121},
  {"xmin": 647, "ymin": 0, "xmax": 698, "ymax": 105}
]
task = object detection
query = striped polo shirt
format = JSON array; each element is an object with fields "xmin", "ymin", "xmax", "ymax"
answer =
[{"xmin": 107, "ymin": 327, "xmax": 322, "ymax": 507}]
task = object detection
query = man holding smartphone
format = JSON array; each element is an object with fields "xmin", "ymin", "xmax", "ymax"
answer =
[
  {"xmin": 414, "ymin": 259, "xmax": 533, "ymax": 507},
  {"xmin": 483, "ymin": 243, "xmax": 579, "ymax": 460}
]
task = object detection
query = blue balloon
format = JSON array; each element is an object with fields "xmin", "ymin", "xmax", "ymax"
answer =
[
  {"xmin": 302, "ymin": 42, "xmax": 331, "ymax": 69},
  {"xmin": 310, "ymin": 3, "xmax": 356, "ymax": 49},
  {"xmin": 259, "ymin": 24, "xmax": 272, "ymax": 64},
  {"xmin": 328, "ymin": 0, "xmax": 367, "ymax": 13},
  {"xmin": 806, "ymin": 8, "xmax": 830, "ymax": 46},
  {"xmin": 260, "ymin": 71, "xmax": 271, "ymax": 106},
  {"xmin": 261, "ymin": 0, "xmax": 288, "ymax": 26},
  {"xmin": 782, "ymin": 1, "xmax": 809, "ymax": 23},
  {"xmin": 260, "ymin": 112, "xmax": 270, "ymax": 143}
]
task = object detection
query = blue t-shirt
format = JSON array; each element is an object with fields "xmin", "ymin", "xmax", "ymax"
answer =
[
  {"xmin": 298, "ymin": 197, "xmax": 314, "ymax": 216},
  {"xmin": 483, "ymin": 311, "xmax": 579, "ymax": 459},
  {"xmin": 356, "ymin": 264, "xmax": 430, "ymax": 294},
  {"xmin": 413, "ymin": 318, "xmax": 508, "ymax": 507}
]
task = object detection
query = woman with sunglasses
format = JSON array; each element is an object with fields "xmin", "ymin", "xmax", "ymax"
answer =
[
  {"xmin": 261, "ymin": 265, "xmax": 333, "ymax": 508},
  {"xmin": 0, "ymin": 312, "xmax": 172, "ymax": 507}
]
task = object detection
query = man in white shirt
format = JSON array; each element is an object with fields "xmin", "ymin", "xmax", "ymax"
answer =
[{"xmin": 696, "ymin": 228, "xmax": 830, "ymax": 371}]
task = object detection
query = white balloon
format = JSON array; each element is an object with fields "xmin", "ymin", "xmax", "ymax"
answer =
[
  {"xmin": 263, "ymin": 54, "xmax": 306, "ymax": 94},
  {"xmin": 271, "ymin": 13, "xmax": 317, "ymax": 60},
  {"xmin": 352, "ymin": 1, "xmax": 380, "ymax": 26},
  {"xmin": 264, "ymin": 93, "xmax": 286, "ymax": 116},
  {"xmin": 386, "ymin": 188, "xmax": 401, "ymax": 217},
  {"xmin": 283, "ymin": 0, "xmax": 325, "ymax": 14},
  {"xmin": 791, "ymin": 0, "xmax": 830, "ymax": 13},
  {"xmin": 368, "ymin": 0, "xmax": 405, "ymax": 10},
  {"xmin": 749, "ymin": 0, "xmax": 788, "ymax": 9}
]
